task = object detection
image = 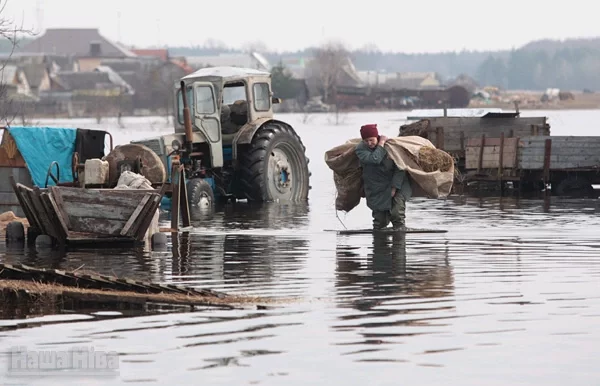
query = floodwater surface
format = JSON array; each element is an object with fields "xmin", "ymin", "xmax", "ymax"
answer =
[{"xmin": 1, "ymin": 111, "xmax": 600, "ymax": 385}]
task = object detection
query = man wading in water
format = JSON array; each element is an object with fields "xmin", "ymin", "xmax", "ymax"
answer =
[{"xmin": 355, "ymin": 124, "xmax": 412, "ymax": 230}]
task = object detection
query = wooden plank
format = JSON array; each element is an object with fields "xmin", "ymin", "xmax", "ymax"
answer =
[
  {"xmin": 133, "ymin": 183, "xmax": 168, "ymax": 240},
  {"xmin": 40, "ymin": 192, "xmax": 68, "ymax": 242},
  {"xmin": 543, "ymin": 138, "xmax": 552, "ymax": 182},
  {"xmin": 435, "ymin": 127, "xmax": 444, "ymax": 149},
  {"xmin": 132, "ymin": 183, "xmax": 169, "ymax": 240},
  {"xmin": 467, "ymin": 137, "xmax": 514, "ymax": 147},
  {"xmin": 518, "ymin": 136, "xmax": 600, "ymax": 170},
  {"xmin": 60, "ymin": 202, "xmax": 138, "ymax": 221},
  {"xmin": 26, "ymin": 188, "xmax": 55, "ymax": 238},
  {"xmin": 325, "ymin": 228, "xmax": 447, "ymax": 234},
  {"xmin": 179, "ymin": 168, "xmax": 190, "ymax": 228},
  {"xmin": 477, "ymin": 135, "xmax": 485, "ymax": 172},
  {"xmin": 425, "ymin": 116, "xmax": 549, "ymax": 153},
  {"xmin": 48, "ymin": 186, "xmax": 71, "ymax": 228},
  {"xmin": 465, "ymin": 138, "xmax": 518, "ymax": 170},
  {"xmin": 171, "ymin": 163, "xmax": 181, "ymax": 230},
  {"xmin": 56, "ymin": 187, "xmax": 157, "ymax": 208},
  {"xmin": 18, "ymin": 186, "xmax": 43, "ymax": 232},
  {"xmin": 132, "ymin": 194, "xmax": 162, "ymax": 241},
  {"xmin": 33, "ymin": 188, "xmax": 62, "ymax": 241},
  {"xmin": 10, "ymin": 178, "xmax": 39, "ymax": 230},
  {"xmin": 68, "ymin": 217, "xmax": 127, "ymax": 236},
  {"xmin": 120, "ymin": 194, "xmax": 151, "ymax": 236},
  {"xmin": 498, "ymin": 132, "xmax": 505, "ymax": 178},
  {"xmin": 426, "ymin": 116, "xmax": 548, "ymax": 131},
  {"xmin": 0, "ymin": 130, "xmax": 26, "ymax": 168}
]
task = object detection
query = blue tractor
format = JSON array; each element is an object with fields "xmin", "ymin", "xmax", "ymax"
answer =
[{"xmin": 103, "ymin": 66, "xmax": 310, "ymax": 208}]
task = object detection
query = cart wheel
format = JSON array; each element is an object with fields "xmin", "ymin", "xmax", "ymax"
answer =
[{"xmin": 45, "ymin": 161, "xmax": 60, "ymax": 188}]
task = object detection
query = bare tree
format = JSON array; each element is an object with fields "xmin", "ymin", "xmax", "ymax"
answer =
[
  {"xmin": 242, "ymin": 40, "xmax": 268, "ymax": 54},
  {"xmin": 313, "ymin": 41, "xmax": 349, "ymax": 125},
  {"xmin": 0, "ymin": 0, "xmax": 34, "ymax": 124},
  {"xmin": 313, "ymin": 41, "xmax": 348, "ymax": 102},
  {"xmin": 149, "ymin": 62, "xmax": 186, "ymax": 123}
]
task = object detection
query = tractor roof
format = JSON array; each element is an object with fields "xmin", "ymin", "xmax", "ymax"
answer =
[{"xmin": 182, "ymin": 66, "xmax": 271, "ymax": 82}]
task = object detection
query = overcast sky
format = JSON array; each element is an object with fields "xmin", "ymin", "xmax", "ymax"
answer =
[{"xmin": 4, "ymin": 0, "xmax": 598, "ymax": 53}]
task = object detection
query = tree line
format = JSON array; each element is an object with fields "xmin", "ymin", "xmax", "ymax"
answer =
[
  {"xmin": 5, "ymin": 36, "xmax": 600, "ymax": 92},
  {"xmin": 476, "ymin": 46, "xmax": 600, "ymax": 91}
]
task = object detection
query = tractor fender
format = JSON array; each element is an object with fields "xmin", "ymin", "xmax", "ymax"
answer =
[{"xmin": 232, "ymin": 118, "xmax": 293, "ymax": 159}]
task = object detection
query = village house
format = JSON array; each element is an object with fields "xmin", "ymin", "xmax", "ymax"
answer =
[
  {"xmin": 0, "ymin": 64, "xmax": 34, "ymax": 99},
  {"xmin": 19, "ymin": 28, "xmax": 137, "ymax": 72}
]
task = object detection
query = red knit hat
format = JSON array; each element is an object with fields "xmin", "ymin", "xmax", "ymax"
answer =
[{"xmin": 360, "ymin": 124, "xmax": 378, "ymax": 139}]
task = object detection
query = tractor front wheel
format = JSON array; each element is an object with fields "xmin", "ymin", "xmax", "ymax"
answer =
[
  {"xmin": 187, "ymin": 179, "xmax": 215, "ymax": 208},
  {"xmin": 239, "ymin": 121, "xmax": 310, "ymax": 202}
]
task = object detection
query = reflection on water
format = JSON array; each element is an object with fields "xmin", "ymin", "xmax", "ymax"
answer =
[
  {"xmin": 3, "ymin": 107, "xmax": 600, "ymax": 384},
  {"xmin": 333, "ymin": 234, "xmax": 455, "ymax": 362},
  {"xmin": 167, "ymin": 232, "xmax": 309, "ymax": 297},
  {"xmin": 1, "ymin": 195, "xmax": 600, "ymax": 384}
]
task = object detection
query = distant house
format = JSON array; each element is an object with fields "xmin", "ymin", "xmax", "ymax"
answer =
[
  {"xmin": 356, "ymin": 71, "xmax": 443, "ymax": 90},
  {"xmin": 96, "ymin": 56, "xmax": 190, "ymax": 112},
  {"xmin": 21, "ymin": 63, "xmax": 52, "ymax": 95},
  {"xmin": 52, "ymin": 71, "xmax": 132, "ymax": 96},
  {"xmin": 131, "ymin": 49, "xmax": 169, "ymax": 61},
  {"xmin": 20, "ymin": 28, "xmax": 137, "ymax": 72},
  {"xmin": 0, "ymin": 64, "xmax": 34, "ymax": 99},
  {"xmin": 186, "ymin": 52, "xmax": 271, "ymax": 71},
  {"xmin": 387, "ymin": 72, "xmax": 443, "ymax": 89}
]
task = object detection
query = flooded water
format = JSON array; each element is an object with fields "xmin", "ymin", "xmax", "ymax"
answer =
[{"xmin": 1, "ymin": 110, "xmax": 600, "ymax": 385}]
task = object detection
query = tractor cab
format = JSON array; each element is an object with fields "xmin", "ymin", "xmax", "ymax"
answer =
[{"xmin": 171, "ymin": 66, "xmax": 280, "ymax": 169}]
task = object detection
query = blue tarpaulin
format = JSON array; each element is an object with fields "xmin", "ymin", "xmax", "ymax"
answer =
[{"xmin": 7, "ymin": 126, "xmax": 77, "ymax": 187}]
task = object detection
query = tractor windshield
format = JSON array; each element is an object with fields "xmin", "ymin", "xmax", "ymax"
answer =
[
  {"xmin": 222, "ymin": 83, "xmax": 246, "ymax": 105},
  {"xmin": 176, "ymin": 87, "xmax": 194, "ymax": 125}
]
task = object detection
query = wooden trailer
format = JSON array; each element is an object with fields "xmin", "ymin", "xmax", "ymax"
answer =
[
  {"xmin": 399, "ymin": 112, "xmax": 550, "ymax": 171},
  {"xmin": 464, "ymin": 135, "xmax": 600, "ymax": 196},
  {"xmin": 399, "ymin": 112, "xmax": 600, "ymax": 196}
]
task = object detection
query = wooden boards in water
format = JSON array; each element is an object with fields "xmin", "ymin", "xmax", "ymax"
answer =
[{"xmin": 324, "ymin": 228, "xmax": 447, "ymax": 235}]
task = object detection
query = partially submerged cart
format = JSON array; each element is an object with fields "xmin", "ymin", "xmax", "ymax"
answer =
[{"xmin": 1, "ymin": 126, "xmax": 172, "ymax": 245}]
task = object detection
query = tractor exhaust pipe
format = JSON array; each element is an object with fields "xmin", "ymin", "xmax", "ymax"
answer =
[{"xmin": 180, "ymin": 80, "xmax": 193, "ymax": 151}]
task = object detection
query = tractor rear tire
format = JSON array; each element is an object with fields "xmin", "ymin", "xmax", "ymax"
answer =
[
  {"xmin": 188, "ymin": 179, "xmax": 214, "ymax": 208},
  {"xmin": 239, "ymin": 121, "xmax": 310, "ymax": 202}
]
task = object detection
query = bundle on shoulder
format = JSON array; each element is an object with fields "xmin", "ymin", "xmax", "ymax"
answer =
[{"xmin": 324, "ymin": 135, "xmax": 455, "ymax": 212}]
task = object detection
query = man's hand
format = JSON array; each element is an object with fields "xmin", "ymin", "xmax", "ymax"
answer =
[
  {"xmin": 378, "ymin": 135, "xmax": 388, "ymax": 146},
  {"xmin": 391, "ymin": 187, "xmax": 397, "ymax": 197}
]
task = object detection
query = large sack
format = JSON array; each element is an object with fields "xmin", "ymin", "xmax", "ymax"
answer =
[
  {"xmin": 324, "ymin": 143, "xmax": 364, "ymax": 212},
  {"xmin": 324, "ymin": 136, "xmax": 454, "ymax": 212}
]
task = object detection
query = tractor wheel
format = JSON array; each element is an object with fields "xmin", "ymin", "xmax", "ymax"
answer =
[
  {"xmin": 239, "ymin": 121, "xmax": 310, "ymax": 202},
  {"xmin": 187, "ymin": 179, "xmax": 215, "ymax": 208}
]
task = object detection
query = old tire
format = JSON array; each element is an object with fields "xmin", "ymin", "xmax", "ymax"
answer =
[
  {"xmin": 188, "ymin": 179, "xmax": 214, "ymax": 208},
  {"xmin": 239, "ymin": 121, "xmax": 310, "ymax": 202},
  {"xmin": 5, "ymin": 221, "xmax": 25, "ymax": 242}
]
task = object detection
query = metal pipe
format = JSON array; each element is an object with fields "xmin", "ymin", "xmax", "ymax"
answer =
[{"xmin": 180, "ymin": 81, "xmax": 193, "ymax": 148}]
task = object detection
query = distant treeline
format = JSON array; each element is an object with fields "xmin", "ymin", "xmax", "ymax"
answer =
[
  {"xmin": 5, "ymin": 37, "xmax": 600, "ymax": 91},
  {"xmin": 170, "ymin": 38, "xmax": 600, "ymax": 92}
]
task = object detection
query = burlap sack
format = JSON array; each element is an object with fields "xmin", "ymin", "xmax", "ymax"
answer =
[
  {"xmin": 324, "ymin": 136, "xmax": 454, "ymax": 212},
  {"xmin": 324, "ymin": 142, "xmax": 364, "ymax": 212}
]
